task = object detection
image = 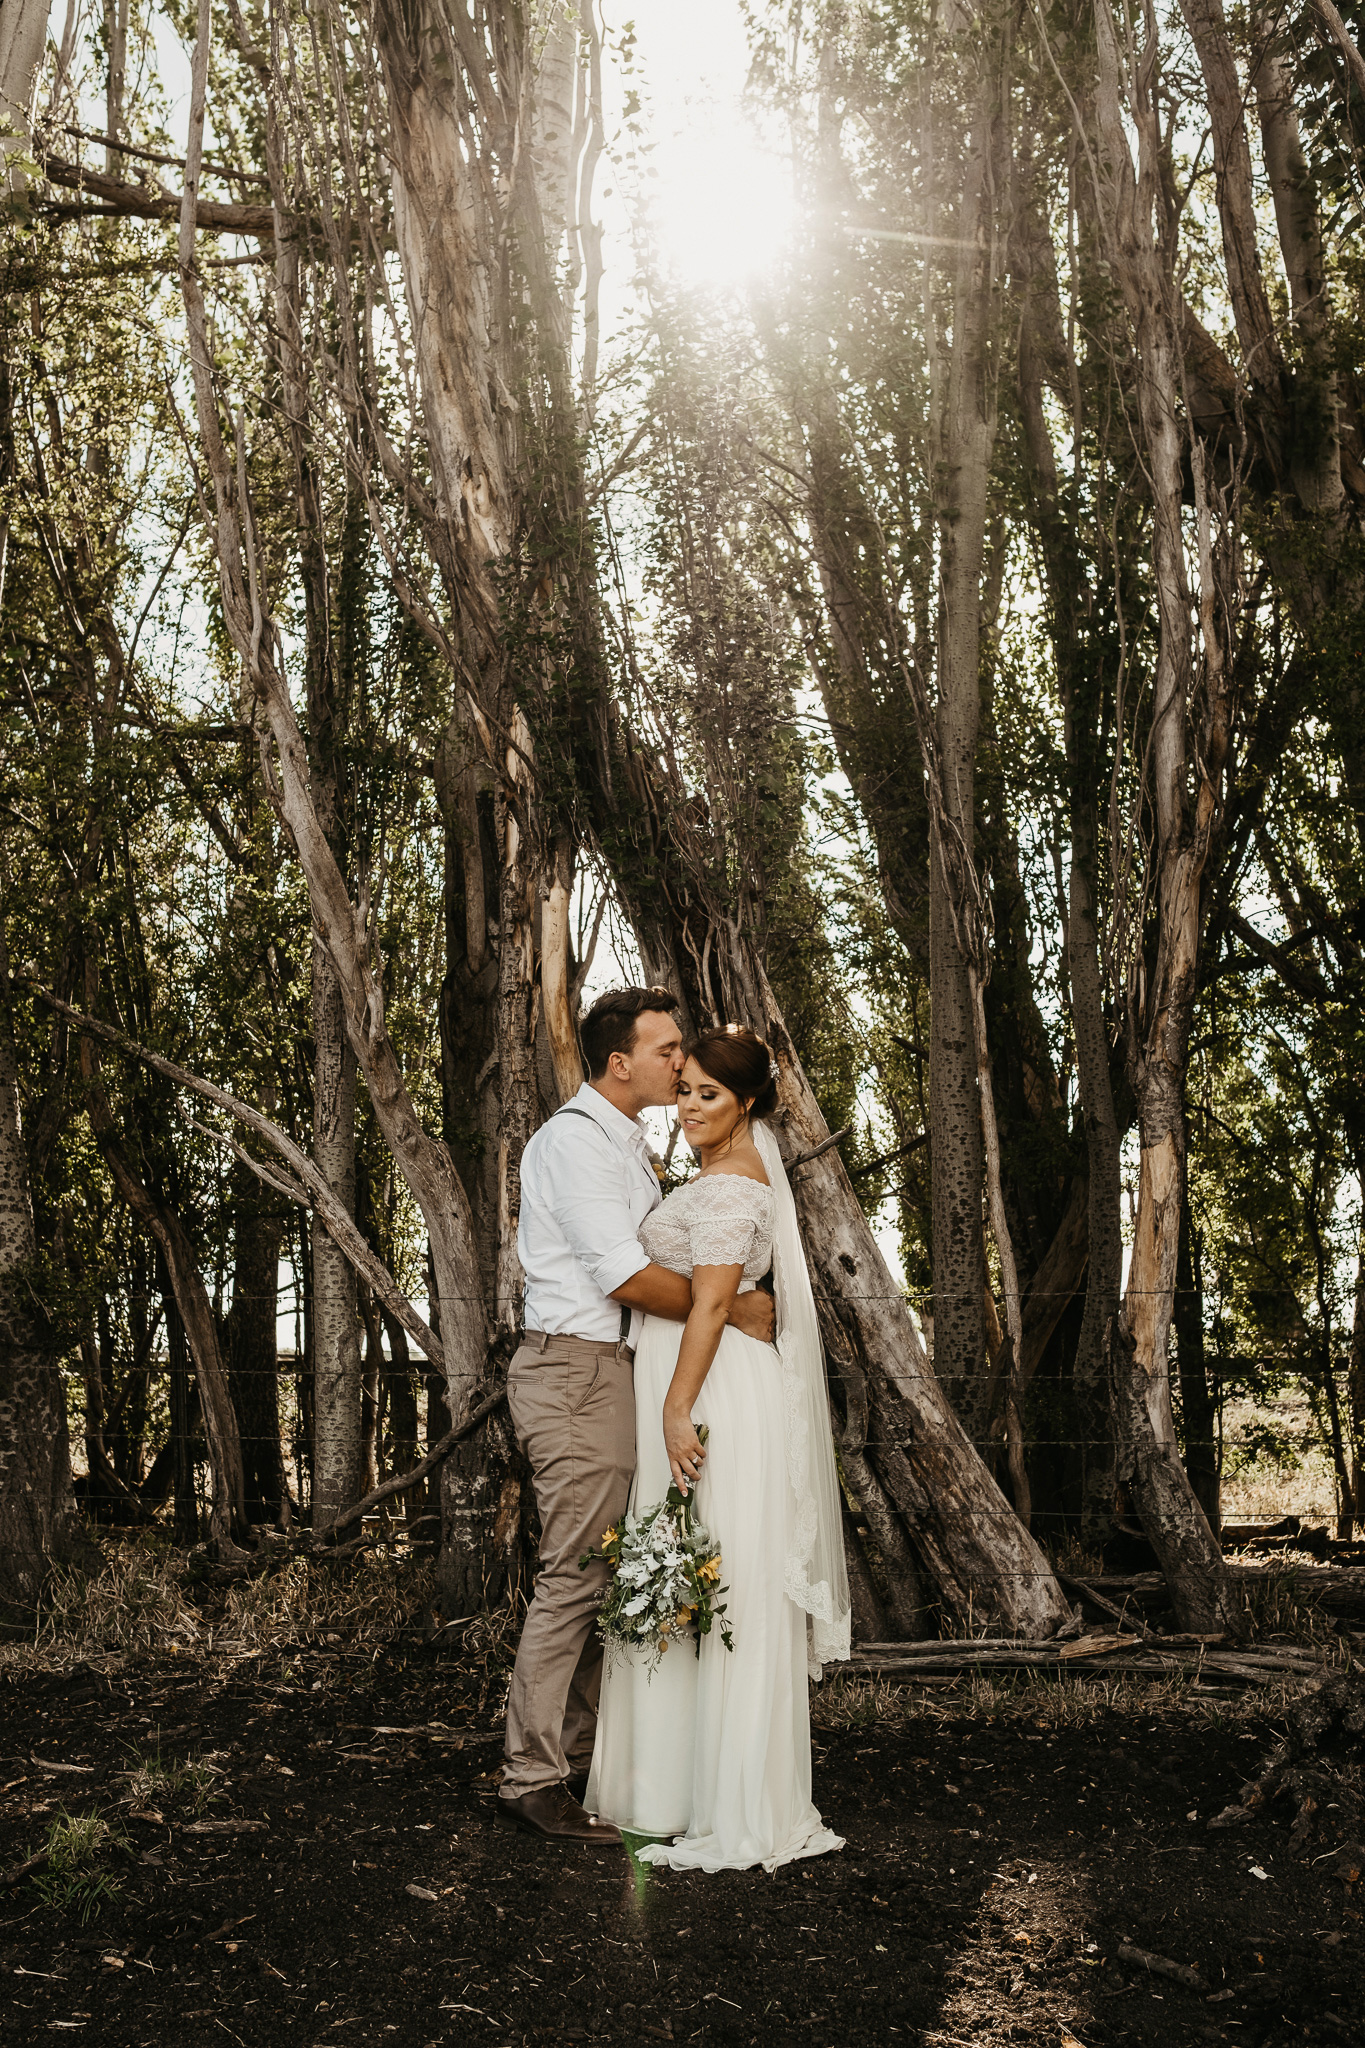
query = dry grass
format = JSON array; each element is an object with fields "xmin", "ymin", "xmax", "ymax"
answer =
[
  {"xmin": 219, "ymin": 1551, "xmax": 433, "ymax": 1653},
  {"xmin": 13, "ymin": 1542, "xmax": 202, "ymax": 1670},
  {"xmin": 811, "ymin": 1665, "xmax": 1322, "ymax": 1734},
  {"xmin": 1220, "ymin": 1392, "xmax": 1340, "ymax": 1524},
  {"xmin": 0, "ymin": 1536, "xmax": 435, "ymax": 1679}
]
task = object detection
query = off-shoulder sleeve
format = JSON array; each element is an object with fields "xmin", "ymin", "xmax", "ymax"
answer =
[{"xmin": 688, "ymin": 1177, "xmax": 771, "ymax": 1270}]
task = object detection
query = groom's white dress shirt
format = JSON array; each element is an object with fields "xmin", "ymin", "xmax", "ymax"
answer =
[{"xmin": 518, "ymin": 1082, "xmax": 663, "ymax": 1348}]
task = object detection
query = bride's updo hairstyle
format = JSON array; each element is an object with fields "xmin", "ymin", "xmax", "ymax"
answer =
[{"xmin": 687, "ymin": 1025, "xmax": 779, "ymax": 1120}]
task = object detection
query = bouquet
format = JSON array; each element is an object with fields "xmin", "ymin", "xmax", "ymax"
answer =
[{"xmin": 579, "ymin": 1427, "xmax": 734, "ymax": 1673}]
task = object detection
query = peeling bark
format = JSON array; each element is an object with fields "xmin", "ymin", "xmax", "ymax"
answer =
[{"xmin": 1174, "ymin": 1195, "xmax": 1220, "ymax": 1530}]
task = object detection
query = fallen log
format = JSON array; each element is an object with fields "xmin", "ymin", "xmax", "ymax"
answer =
[
  {"xmin": 1080, "ymin": 1566, "xmax": 1365, "ymax": 1625},
  {"xmin": 843, "ymin": 1640, "xmax": 1330, "ymax": 1684}
]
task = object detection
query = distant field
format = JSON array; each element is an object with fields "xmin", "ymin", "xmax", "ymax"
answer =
[{"xmin": 1218, "ymin": 1390, "xmax": 1341, "ymax": 1524}]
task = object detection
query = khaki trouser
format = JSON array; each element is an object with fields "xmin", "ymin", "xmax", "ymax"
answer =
[{"xmin": 501, "ymin": 1332, "xmax": 636, "ymax": 1799}]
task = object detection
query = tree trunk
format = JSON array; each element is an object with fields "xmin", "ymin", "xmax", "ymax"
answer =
[
  {"xmin": 378, "ymin": 1304, "xmax": 422, "ymax": 1525},
  {"xmin": 1012, "ymin": 180, "xmax": 1122, "ymax": 1551},
  {"xmin": 0, "ymin": 0, "xmax": 51, "ymax": 196},
  {"xmin": 1107, "ymin": 1315, "xmax": 1238, "ymax": 1630},
  {"xmin": 1088, "ymin": 0, "xmax": 1242, "ymax": 1634},
  {"xmin": 161, "ymin": 1263, "xmax": 200, "ymax": 1545},
  {"xmin": 310, "ymin": 941, "xmax": 362, "ymax": 1531},
  {"xmin": 225, "ymin": 1168, "xmax": 289, "ymax": 1528},
  {"xmin": 540, "ymin": 834, "xmax": 589, "ymax": 1105},
  {"xmin": 926, "ymin": 146, "xmax": 992, "ymax": 1435},
  {"xmin": 1347, "ymin": 1226, "xmax": 1365, "ymax": 1538},
  {"xmin": 839, "ymin": 1442, "xmax": 931, "ymax": 1639},
  {"xmin": 843, "ymin": 1508, "xmax": 889, "ymax": 1645},
  {"xmin": 112, "ymin": 1238, "xmax": 154, "ymax": 1489},
  {"xmin": 175, "ymin": 0, "xmax": 489, "ymax": 1460},
  {"xmin": 0, "ymin": 935, "xmax": 86, "ymax": 1622},
  {"xmin": 435, "ymin": 708, "xmax": 501, "ymax": 1313},
  {"xmin": 431, "ymin": 709, "xmax": 548, "ymax": 1610},
  {"xmin": 1174, "ymin": 1195, "xmax": 1220, "ymax": 1531},
  {"xmin": 1067, "ymin": 832, "xmax": 1123, "ymax": 1551},
  {"xmin": 70, "ymin": 1283, "xmax": 144, "ymax": 1526},
  {"xmin": 800, "ymin": 424, "xmax": 931, "ymax": 961}
]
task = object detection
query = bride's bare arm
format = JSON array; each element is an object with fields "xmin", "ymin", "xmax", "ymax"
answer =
[{"xmin": 662, "ymin": 1262, "xmax": 743, "ymax": 1492}]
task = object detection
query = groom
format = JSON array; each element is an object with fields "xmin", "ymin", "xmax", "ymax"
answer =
[{"xmin": 498, "ymin": 985, "xmax": 775, "ymax": 1843}]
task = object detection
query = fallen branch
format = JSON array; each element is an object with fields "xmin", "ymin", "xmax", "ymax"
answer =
[
  {"xmin": 1059, "ymin": 1570, "xmax": 1158, "ymax": 1643},
  {"xmin": 1116, "ymin": 1942, "xmax": 1207, "ymax": 1994},
  {"xmin": 0, "ymin": 1851, "xmax": 49, "ymax": 1887},
  {"xmin": 20, "ymin": 984, "xmax": 443, "ymax": 1372},
  {"xmin": 845, "ymin": 1639, "xmax": 1328, "ymax": 1684},
  {"xmin": 315, "ymin": 1389, "xmax": 508, "ymax": 1546}
]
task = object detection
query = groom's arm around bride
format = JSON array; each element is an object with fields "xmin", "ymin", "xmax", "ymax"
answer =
[{"xmin": 497, "ymin": 987, "xmax": 774, "ymax": 1844}]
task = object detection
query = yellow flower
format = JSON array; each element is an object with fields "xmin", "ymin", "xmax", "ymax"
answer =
[{"xmin": 600, "ymin": 1527, "xmax": 617, "ymax": 1547}]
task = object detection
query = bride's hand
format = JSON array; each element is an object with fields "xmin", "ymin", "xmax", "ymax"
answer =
[{"xmin": 663, "ymin": 1404, "xmax": 706, "ymax": 1494}]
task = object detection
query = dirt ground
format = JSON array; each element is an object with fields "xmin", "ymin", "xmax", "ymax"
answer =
[{"xmin": 2, "ymin": 1636, "xmax": 1361, "ymax": 2048}]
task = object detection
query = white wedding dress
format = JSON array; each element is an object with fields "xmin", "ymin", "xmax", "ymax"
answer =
[{"xmin": 585, "ymin": 1124, "xmax": 850, "ymax": 1872}]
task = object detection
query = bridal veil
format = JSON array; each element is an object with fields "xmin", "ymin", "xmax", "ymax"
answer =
[{"xmin": 753, "ymin": 1120, "xmax": 852, "ymax": 1675}]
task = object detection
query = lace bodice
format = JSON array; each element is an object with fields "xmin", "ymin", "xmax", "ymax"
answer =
[{"xmin": 639, "ymin": 1171, "xmax": 775, "ymax": 1282}]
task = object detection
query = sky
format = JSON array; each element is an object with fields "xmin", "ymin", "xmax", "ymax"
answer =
[{"xmin": 596, "ymin": 0, "xmax": 794, "ymax": 294}]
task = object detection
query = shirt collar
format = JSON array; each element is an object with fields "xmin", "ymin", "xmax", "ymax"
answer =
[{"xmin": 570, "ymin": 1081, "xmax": 650, "ymax": 1153}]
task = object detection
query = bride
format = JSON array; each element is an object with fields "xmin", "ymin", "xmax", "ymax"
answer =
[{"xmin": 585, "ymin": 1024, "xmax": 851, "ymax": 1871}]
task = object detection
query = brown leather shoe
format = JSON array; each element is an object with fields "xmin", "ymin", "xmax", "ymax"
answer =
[
  {"xmin": 564, "ymin": 1771, "xmax": 589, "ymax": 1804},
  {"xmin": 496, "ymin": 1782, "xmax": 621, "ymax": 1846}
]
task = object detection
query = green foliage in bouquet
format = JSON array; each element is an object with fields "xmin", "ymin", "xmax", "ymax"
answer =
[{"xmin": 579, "ymin": 1427, "xmax": 734, "ymax": 1671}]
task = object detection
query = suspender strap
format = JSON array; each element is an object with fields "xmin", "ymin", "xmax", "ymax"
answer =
[{"xmin": 554, "ymin": 1107, "xmax": 636, "ymax": 1343}]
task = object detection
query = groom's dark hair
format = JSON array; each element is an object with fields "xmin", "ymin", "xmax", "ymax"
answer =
[{"xmin": 579, "ymin": 985, "xmax": 679, "ymax": 1079}]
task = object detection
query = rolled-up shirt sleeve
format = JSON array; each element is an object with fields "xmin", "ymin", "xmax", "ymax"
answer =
[{"xmin": 536, "ymin": 1127, "xmax": 652, "ymax": 1296}]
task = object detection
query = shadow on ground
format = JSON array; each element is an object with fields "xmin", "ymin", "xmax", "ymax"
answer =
[{"xmin": 1, "ymin": 1646, "xmax": 1359, "ymax": 2045}]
